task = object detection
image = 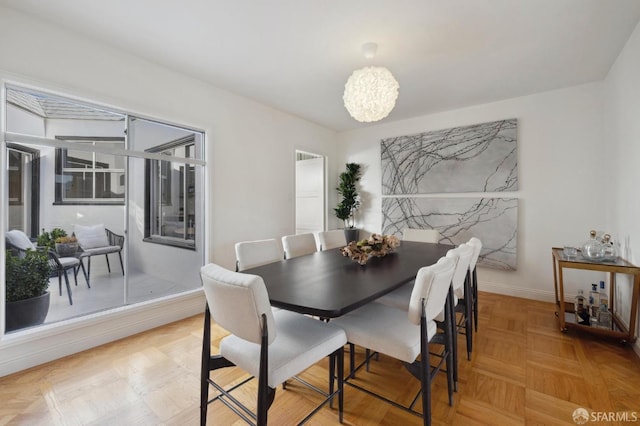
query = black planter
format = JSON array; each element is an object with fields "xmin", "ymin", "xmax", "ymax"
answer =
[
  {"xmin": 5, "ymin": 291, "xmax": 50, "ymax": 332},
  {"xmin": 344, "ymin": 228, "xmax": 360, "ymax": 244}
]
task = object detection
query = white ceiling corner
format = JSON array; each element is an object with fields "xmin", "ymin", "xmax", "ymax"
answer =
[{"xmin": 1, "ymin": 0, "xmax": 639, "ymax": 131}]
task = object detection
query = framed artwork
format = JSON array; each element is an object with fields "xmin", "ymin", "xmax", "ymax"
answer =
[
  {"xmin": 381, "ymin": 119, "xmax": 517, "ymax": 195},
  {"xmin": 382, "ymin": 197, "xmax": 518, "ymax": 270}
]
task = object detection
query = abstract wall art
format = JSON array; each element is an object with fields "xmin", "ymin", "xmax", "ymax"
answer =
[
  {"xmin": 381, "ymin": 119, "xmax": 517, "ymax": 195},
  {"xmin": 382, "ymin": 197, "xmax": 518, "ymax": 270}
]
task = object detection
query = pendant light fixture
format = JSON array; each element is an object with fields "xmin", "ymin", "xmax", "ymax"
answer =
[{"xmin": 343, "ymin": 42, "xmax": 399, "ymax": 123}]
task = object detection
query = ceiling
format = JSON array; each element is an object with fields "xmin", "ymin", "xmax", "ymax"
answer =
[{"xmin": 2, "ymin": 0, "xmax": 640, "ymax": 131}]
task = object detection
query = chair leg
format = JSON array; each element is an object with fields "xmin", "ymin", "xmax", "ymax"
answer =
[
  {"xmin": 105, "ymin": 254, "xmax": 111, "ymax": 273},
  {"xmin": 444, "ymin": 295, "xmax": 455, "ymax": 406},
  {"xmin": 337, "ymin": 346, "xmax": 344, "ymax": 423},
  {"xmin": 201, "ymin": 307, "xmax": 211, "ymax": 426},
  {"xmin": 420, "ymin": 324, "xmax": 431, "ymax": 426},
  {"xmin": 473, "ymin": 269, "xmax": 479, "ymax": 332},
  {"xmin": 200, "ymin": 308, "xmax": 240, "ymax": 425},
  {"xmin": 349, "ymin": 343, "xmax": 356, "ymax": 378},
  {"xmin": 118, "ymin": 251, "xmax": 124, "ymax": 275},
  {"xmin": 464, "ymin": 274, "xmax": 473, "ymax": 361},
  {"xmin": 63, "ymin": 270, "xmax": 73, "ymax": 305},
  {"xmin": 329, "ymin": 352, "xmax": 335, "ymax": 408},
  {"xmin": 466, "ymin": 301, "xmax": 473, "ymax": 360},
  {"xmin": 448, "ymin": 287, "xmax": 458, "ymax": 391},
  {"xmin": 365, "ymin": 348, "xmax": 371, "ymax": 372},
  {"xmin": 79, "ymin": 261, "xmax": 90, "ymax": 288},
  {"xmin": 257, "ymin": 314, "xmax": 270, "ymax": 426},
  {"xmin": 58, "ymin": 272, "xmax": 63, "ymax": 296}
]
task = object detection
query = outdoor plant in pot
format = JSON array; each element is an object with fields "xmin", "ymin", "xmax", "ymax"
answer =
[
  {"xmin": 334, "ymin": 162, "xmax": 362, "ymax": 243},
  {"xmin": 5, "ymin": 249, "xmax": 51, "ymax": 332},
  {"xmin": 37, "ymin": 227, "xmax": 67, "ymax": 251}
]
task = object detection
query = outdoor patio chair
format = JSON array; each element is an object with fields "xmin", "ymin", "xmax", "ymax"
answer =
[{"xmin": 74, "ymin": 224, "xmax": 124, "ymax": 283}]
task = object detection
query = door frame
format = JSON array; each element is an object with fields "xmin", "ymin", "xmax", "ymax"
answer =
[
  {"xmin": 6, "ymin": 143, "xmax": 40, "ymax": 237},
  {"xmin": 294, "ymin": 149, "xmax": 325, "ymax": 234}
]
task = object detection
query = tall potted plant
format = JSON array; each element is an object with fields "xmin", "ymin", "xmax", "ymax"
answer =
[
  {"xmin": 5, "ymin": 249, "xmax": 51, "ymax": 332},
  {"xmin": 334, "ymin": 162, "xmax": 362, "ymax": 243}
]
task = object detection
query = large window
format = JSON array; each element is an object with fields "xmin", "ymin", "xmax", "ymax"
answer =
[
  {"xmin": 4, "ymin": 84, "xmax": 206, "ymax": 335},
  {"xmin": 55, "ymin": 137, "xmax": 125, "ymax": 204},
  {"xmin": 144, "ymin": 135, "xmax": 197, "ymax": 249}
]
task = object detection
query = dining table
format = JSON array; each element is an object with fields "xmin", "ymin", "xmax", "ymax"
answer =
[{"xmin": 242, "ymin": 240, "xmax": 454, "ymax": 318}]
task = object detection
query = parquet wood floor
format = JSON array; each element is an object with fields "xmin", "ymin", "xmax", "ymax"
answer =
[{"xmin": 1, "ymin": 292, "xmax": 639, "ymax": 425}]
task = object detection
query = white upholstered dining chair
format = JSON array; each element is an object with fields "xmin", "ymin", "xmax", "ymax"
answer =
[
  {"xmin": 199, "ymin": 263, "xmax": 347, "ymax": 425},
  {"xmin": 375, "ymin": 243, "xmax": 474, "ymax": 391},
  {"xmin": 281, "ymin": 233, "xmax": 317, "ymax": 259},
  {"xmin": 331, "ymin": 256, "xmax": 456, "ymax": 426},
  {"xmin": 402, "ymin": 227, "xmax": 440, "ymax": 243},
  {"xmin": 234, "ymin": 238, "xmax": 283, "ymax": 271},
  {"xmin": 316, "ymin": 230, "xmax": 346, "ymax": 251},
  {"xmin": 444, "ymin": 243, "xmax": 474, "ymax": 388},
  {"xmin": 374, "ymin": 227, "xmax": 440, "ymax": 308}
]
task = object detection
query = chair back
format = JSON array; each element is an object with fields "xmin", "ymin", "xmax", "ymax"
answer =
[
  {"xmin": 468, "ymin": 237, "xmax": 483, "ymax": 271},
  {"xmin": 235, "ymin": 238, "xmax": 283, "ymax": 271},
  {"xmin": 446, "ymin": 243, "xmax": 474, "ymax": 296},
  {"xmin": 408, "ymin": 256, "xmax": 455, "ymax": 325},
  {"xmin": 402, "ymin": 228, "xmax": 439, "ymax": 243},
  {"xmin": 282, "ymin": 233, "xmax": 317, "ymax": 259},
  {"xmin": 200, "ymin": 263, "xmax": 276, "ymax": 345},
  {"xmin": 317, "ymin": 230, "xmax": 346, "ymax": 251},
  {"xmin": 5, "ymin": 230, "xmax": 37, "ymax": 252},
  {"xmin": 74, "ymin": 224, "xmax": 109, "ymax": 250}
]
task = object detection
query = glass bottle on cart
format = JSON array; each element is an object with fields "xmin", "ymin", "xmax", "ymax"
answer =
[{"xmin": 574, "ymin": 289, "xmax": 588, "ymax": 325}]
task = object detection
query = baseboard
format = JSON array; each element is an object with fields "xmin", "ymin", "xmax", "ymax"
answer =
[
  {"xmin": 479, "ymin": 280, "xmax": 556, "ymax": 303},
  {"xmin": 0, "ymin": 290, "xmax": 206, "ymax": 378}
]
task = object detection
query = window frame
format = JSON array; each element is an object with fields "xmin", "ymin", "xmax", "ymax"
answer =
[
  {"xmin": 54, "ymin": 136, "xmax": 126, "ymax": 205},
  {"xmin": 144, "ymin": 135, "xmax": 197, "ymax": 250}
]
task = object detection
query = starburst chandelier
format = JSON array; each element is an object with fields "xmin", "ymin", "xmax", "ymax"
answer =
[{"xmin": 343, "ymin": 43, "xmax": 399, "ymax": 123}]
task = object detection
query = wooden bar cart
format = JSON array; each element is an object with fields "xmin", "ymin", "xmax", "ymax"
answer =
[{"xmin": 552, "ymin": 247, "xmax": 640, "ymax": 343}]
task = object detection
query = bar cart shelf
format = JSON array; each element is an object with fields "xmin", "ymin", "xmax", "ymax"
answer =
[{"xmin": 552, "ymin": 247, "xmax": 640, "ymax": 343}]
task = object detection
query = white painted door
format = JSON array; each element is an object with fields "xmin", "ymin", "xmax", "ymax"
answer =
[{"xmin": 295, "ymin": 156, "xmax": 324, "ymax": 234}]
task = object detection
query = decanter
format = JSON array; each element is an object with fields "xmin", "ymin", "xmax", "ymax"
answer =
[
  {"xmin": 601, "ymin": 233, "xmax": 618, "ymax": 261},
  {"xmin": 582, "ymin": 230, "xmax": 604, "ymax": 260}
]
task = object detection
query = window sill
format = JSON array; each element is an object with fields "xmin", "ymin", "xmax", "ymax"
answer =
[
  {"xmin": 53, "ymin": 201, "xmax": 125, "ymax": 206},
  {"xmin": 143, "ymin": 236, "xmax": 196, "ymax": 250}
]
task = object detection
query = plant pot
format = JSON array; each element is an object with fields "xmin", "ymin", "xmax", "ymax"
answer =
[
  {"xmin": 344, "ymin": 228, "xmax": 360, "ymax": 244},
  {"xmin": 5, "ymin": 291, "xmax": 50, "ymax": 332},
  {"xmin": 55, "ymin": 242, "xmax": 78, "ymax": 257}
]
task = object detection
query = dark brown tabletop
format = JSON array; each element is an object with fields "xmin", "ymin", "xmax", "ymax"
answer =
[{"xmin": 242, "ymin": 241, "xmax": 453, "ymax": 318}]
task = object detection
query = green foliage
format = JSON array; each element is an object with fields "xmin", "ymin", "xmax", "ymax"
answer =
[
  {"xmin": 334, "ymin": 163, "xmax": 362, "ymax": 229},
  {"xmin": 37, "ymin": 228, "xmax": 67, "ymax": 251},
  {"xmin": 5, "ymin": 249, "xmax": 51, "ymax": 302}
]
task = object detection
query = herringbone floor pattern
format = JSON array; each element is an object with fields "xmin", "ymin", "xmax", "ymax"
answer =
[{"xmin": 1, "ymin": 292, "xmax": 639, "ymax": 425}]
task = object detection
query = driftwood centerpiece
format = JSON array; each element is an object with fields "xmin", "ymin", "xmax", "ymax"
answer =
[{"xmin": 341, "ymin": 233, "xmax": 400, "ymax": 265}]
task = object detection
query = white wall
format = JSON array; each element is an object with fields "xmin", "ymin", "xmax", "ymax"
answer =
[
  {"xmin": 41, "ymin": 118, "xmax": 126, "ymax": 236},
  {"xmin": 603, "ymin": 20, "xmax": 640, "ymax": 352},
  {"xmin": 0, "ymin": 6, "xmax": 337, "ymax": 376},
  {"xmin": 337, "ymin": 83, "xmax": 606, "ymax": 301}
]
